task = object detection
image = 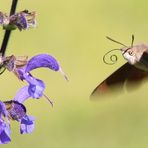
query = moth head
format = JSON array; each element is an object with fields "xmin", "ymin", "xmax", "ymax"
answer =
[
  {"xmin": 121, "ymin": 43, "xmax": 148, "ymax": 66},
  {"xmin": 105, "ymin": 35, "xmax": 138, "ymax": 65},
  {"xmin": 121, "ymin": 47, "xmax": 137, "ymax": 65}
]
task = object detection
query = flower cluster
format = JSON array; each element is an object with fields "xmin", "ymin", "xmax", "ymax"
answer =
[
  {"xmin": 0, "ymin": 10, "xmax": 36, "ymax": 31},
  {"xmin": 0, "ymin": 5, "xmax": 67, "ymax": 144},
  {"xmin": 0, "ymin": 53, "xmax": 67, "ymax": 144},
  {"xmin": 0, "ymin": 100, "xmax": 34, "ymax": 144}
]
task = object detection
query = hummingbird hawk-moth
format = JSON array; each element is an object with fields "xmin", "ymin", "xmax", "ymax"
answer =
[{"xmin": 90, "ymin": 35, "xmax": 148, "ymax": 98}]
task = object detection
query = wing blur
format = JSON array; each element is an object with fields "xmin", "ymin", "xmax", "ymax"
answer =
[{"xmin": 90, "ymin": 63, "xmax": 148, "ymax": 99}]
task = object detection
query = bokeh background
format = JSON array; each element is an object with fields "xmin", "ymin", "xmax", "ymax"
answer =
[{"xmin": 1, "ymin": 0, "xmax": 148, "ymax": 148}]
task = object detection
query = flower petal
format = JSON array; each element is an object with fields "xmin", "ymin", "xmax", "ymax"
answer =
[
  {"xmin": 15, "ymin": 13, "xmax": 28, "ymax": 30},
  {"xmin": 0, "ymin": 101, "xmax": 7, "ymax": 117},
  {"xmin": 9, "ymin": 10, "xmax": 36, "ymax": 31},
  {"xmin": 21, "ymin": 73, "xmax": 45, "ymax": 98},
  {"xmin": 0, "ymin": 12, "xmax": 8, "ymax": 25},
  {"xmin": 28, "ymin": 79, "xmax": 45, "ymax": 98},
  {"xmin": 20, "ymin": 115, "xmax": 35, "ymax": 134},
  {"xmin": 13, "ymin": 86, "xmax": 30, "ymax": 103},
  {"xmin": 25, "ymin": 54, "xmax": 60, "ymax": 72},
  {"xmin": 0, "ymin": 119, "xmax": 11, "ymax": 144},
  {"xmin": 14, "ymin": 73, "xmax": 45, "ymax": 102},
  {"xmin": 16, "ymin": 68, "xmax": 26, "ymax": 80}
]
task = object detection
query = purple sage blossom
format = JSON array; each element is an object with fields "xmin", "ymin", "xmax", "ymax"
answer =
[
  {"xmin": 15, "ymin": 53, "xmax": 68, "ymax": 106},
  {"xmin": 0, "ymin": 101, "xmax": 11, "ymax": 144},
  {"xmin": 0, "ymin": 10, "xmax": 36, "ymax": 31},
  {"xmin": 0, "ymin": 119, "xmax": 11, "ymax": 144},
  {"xmin": 20, "ymin": 115, "xmax": 34, "ymax": 134},
  {"xmin": 0, "ymin": 53, "xmax": 67, "ymax": 105},
  {"xmin": 9, "ymin": 10, "xmax": 36, "ymax": 31},
  {"xmin": 0, "ymin": 53, "xmax": 67, "ymax": 144},
  {"xmin": 0, "ymin": 99, "xmax": 35, "ymax": 144}
]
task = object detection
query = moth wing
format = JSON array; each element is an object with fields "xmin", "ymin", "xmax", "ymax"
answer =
[
  {"xmin": 90, "ymin": 63, "xmax": 148, "ymax": 99},
  {"xmin": 139, "ymin": 51, "xmax": 148, "ymax": 68}
]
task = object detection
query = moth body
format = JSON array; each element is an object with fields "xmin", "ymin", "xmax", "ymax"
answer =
[{"xmin": 121, "ymin": 44, "xmax": 148, "ymax": 71}]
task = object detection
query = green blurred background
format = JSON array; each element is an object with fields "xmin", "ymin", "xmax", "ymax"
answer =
[{"xmin": 1, "ymin": 0, "xmax": 148, "ymax": 147}]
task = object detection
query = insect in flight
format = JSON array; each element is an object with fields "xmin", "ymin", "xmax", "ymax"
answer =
[{"xmin": 90, "ymin": 35, "xmax": 148, "ymax": 98}]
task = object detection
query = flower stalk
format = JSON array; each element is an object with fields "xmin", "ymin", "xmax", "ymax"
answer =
[{"xmin": 0, "ymin": 0, "xmax": 18, "ymax": 56}]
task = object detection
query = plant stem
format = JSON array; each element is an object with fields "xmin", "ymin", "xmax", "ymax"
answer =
[{"xmin": 0, "ymin": 0, "xmax": 18, "ymax": 56}]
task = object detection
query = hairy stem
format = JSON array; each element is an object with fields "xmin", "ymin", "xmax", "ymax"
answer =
[{"xmin": 0, "ymin": 0, "xmax": 18, "ymax": 56}]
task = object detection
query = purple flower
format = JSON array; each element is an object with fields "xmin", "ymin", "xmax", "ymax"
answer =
[
  {"xmin": 0, "ymin": 53, "xmax": 67, "ymax": 105},
  {"xmin": 4, "ymin": 100, "xmax": 34, "ymax": 134},
  {"xmin": 0, "ymin": 101, "xmax": 11, "ymax": 144},
  {"xmin": 9, "ymin": 10, "xmax": 36, "ymax": 31},
  {"xmin": 0, "ymin": 53, "xmax": 67, "ymax": 144},
  {"xmin": 0, "ymin": 99, "xmax": 35, "ymax": 144},
  {"xmin": 20, "ymin": 115, "xmax": 35, "ymax": 134},
  {"xmin": 25, "ymin": 54, "xmax": 60, "ymax": 72},
  {"xmin": 0, "ymin": 10, "xmax": 36, "ymax": 31},
  {"xmin": 15, "ymin": 54, "xmax": 68, "ymax": 106},
  {"xmin": 0, "ymin": 119, "xmax": 11, "ymax": 144}
]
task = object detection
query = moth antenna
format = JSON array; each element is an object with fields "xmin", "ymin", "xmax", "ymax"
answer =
[
  {"xmin": 131, "ymin": 34, "xmax": 134, "ymax": 47},
  {"xmin": 43, "ymin": 94, "xmax": 54, "ymax": 107},
  {"xmin": 103, "ymin": 49, "xmax": 121, "ymax": 65},
  {"xmin": 106, "ymin": 36, "xmax": 128, "ymax": 47}
]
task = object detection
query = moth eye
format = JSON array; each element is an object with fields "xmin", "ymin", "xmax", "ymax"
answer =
[{"xmin": 128, "ymin": 51, "xmax": 133, "ymax": 55}]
